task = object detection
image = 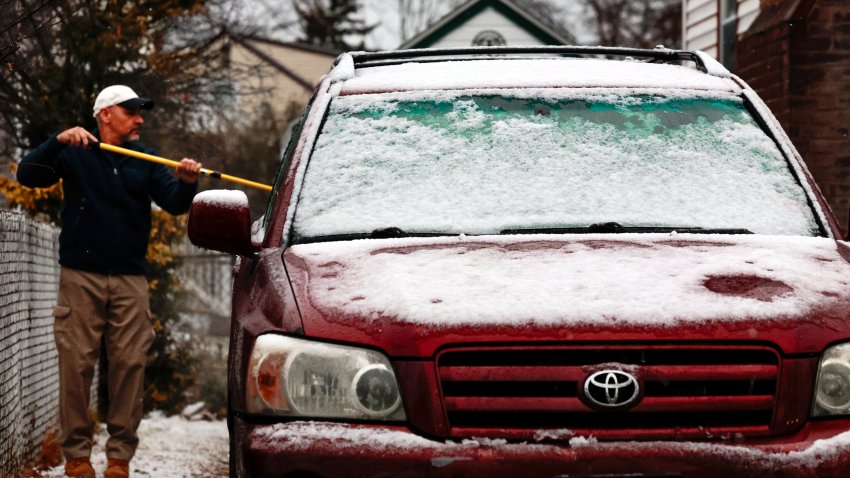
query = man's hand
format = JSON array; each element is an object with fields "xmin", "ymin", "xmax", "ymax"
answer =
[
  {"xmin": 176, "ymin": 158, "xmax": 202, "ymax": 184},
  {"xmin": 57, "ymin": 127, "xmax": 98, "ymax": 148}
]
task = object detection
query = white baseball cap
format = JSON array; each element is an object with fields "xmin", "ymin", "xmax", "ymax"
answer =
[{"xmin": 92, "ymin": 85, "xmax": 154, "ymax": 118}]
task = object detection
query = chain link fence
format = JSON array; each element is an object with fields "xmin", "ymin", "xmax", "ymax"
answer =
[{"xmin": 174, "ymin": 238, "xmax": 233, "ymax": 338}]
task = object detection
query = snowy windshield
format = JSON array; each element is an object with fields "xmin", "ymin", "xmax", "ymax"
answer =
[{"xmin": 292, "ymin": 90, "xmax": 819, "ymax": 241}]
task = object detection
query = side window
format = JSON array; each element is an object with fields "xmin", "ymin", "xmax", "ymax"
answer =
[{"xmin": 262, "ymin": 107, "xmax": 309, "ymax": 231}]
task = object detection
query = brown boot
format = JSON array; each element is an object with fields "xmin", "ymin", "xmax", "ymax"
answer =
[
  {"xmin": 64, "ymin": 457, "xmax": 95, "ymax": 478},
  {"xmin": 104, "ymin": 457, "xmax": 130, "ymax": 478}
]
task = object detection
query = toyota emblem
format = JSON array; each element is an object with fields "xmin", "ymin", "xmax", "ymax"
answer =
[{"xmin": 583, "ymin": 370, "xmax": 640, "ymax": 409}]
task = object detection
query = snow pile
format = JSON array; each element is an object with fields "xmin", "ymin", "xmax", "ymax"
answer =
[
  {"xmin": 257, "ymin": 420, "xmax": 441, "ymax": 452},
  {"xmin": 40, "ymin": 413, "xmax": 228, "ymax": 478},
  {"xmin": 251, "ymin": 215, "xmax": 266, "ymax": 243},
  {"xmin": 534, "ymin": 429, "xmax": 574, "ymax": 441},
  {"xmin": 293, "ymin": 91, "xmax": 817, "ymax": 238},
  {"xmin": 181, "ymin": 401, "xmax": 218, "ymax": 421},
  {"xmin": 290, "ymin": 235, "xmax": 850, "ymax": 326}
]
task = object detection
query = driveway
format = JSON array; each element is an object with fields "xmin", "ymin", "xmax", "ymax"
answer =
[{"xmin": 39, "ymin": 412, "xmax": 228, "ymax": 477}]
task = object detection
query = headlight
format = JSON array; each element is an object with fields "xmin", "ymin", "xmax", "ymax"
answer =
[
  {"xmin": 812, "ymin": 342, "xmax": 850, "ymax": 417},
  {"xmin": 246, "ymin": 334, "xmax": 406, "ymax": 421}
]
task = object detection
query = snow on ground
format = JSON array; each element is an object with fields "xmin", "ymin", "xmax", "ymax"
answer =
[{"xmin": 40, "ymin": 412, "xmax": 228, "ymax": 478}]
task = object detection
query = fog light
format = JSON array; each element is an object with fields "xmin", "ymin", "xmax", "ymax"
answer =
[
  {"xmin": 351, "ymin": 364, "xmax": 401, "ymax": 416},
  {"xmin": 812, "ymin": 342, "xmax": 850, "ymax": 417}
]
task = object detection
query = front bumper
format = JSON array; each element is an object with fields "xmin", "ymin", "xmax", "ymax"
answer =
[{"xmin": 236, "ymin": 417, "xmax": 850, "ymax": 477}]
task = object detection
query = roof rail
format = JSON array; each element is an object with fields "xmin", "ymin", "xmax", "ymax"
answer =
[{"xmin": 349, "ymin": 46, "xmax": 717, "ymax": 75}]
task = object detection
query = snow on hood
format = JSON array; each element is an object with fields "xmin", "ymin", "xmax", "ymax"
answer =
[
  {"xmin": 340, "ymin": 58, "xmax": 740, "ymax": 94},
  {"xmin": 288, "ymin": 234, "xmax": 850, "ymax": 328}
]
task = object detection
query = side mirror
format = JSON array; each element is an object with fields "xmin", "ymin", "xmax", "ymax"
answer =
[{"xmin": 188, "ymin": 190, "xmax": 257, "ymax": 256}]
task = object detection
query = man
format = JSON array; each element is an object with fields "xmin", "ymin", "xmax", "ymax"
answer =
[{"xmin": 16, "ymin": 85, "xmax": 202, "ymax": 478}]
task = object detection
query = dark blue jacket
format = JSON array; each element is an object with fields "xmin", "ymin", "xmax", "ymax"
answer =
[{"xmin": 17, "ymin": 131, "xmax": 197, "ymax": 275}]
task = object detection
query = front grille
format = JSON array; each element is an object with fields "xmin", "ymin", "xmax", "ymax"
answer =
[{"xmin": 437, "ymin": 345, "xmax": 779, "ymax": 440}]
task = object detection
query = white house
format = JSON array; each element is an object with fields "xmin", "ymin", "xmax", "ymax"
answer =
[
  {"xmin": 400, "ymin": 0, "xmax": 572, "ymax": 49},
  {"xmin": 202, "ymin": 32, "xmax": 338, "ymax": 123}
]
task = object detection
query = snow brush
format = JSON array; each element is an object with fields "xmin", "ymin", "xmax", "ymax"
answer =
[{"xmin": 98, "ymin": 142, "xmax": 273, "ymax": 192}]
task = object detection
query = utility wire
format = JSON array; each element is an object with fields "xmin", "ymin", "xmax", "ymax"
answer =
[
  {"xmin": 0, "ymin": 0, "xmax": 55, "ymax": 37},
  {"xmin": 1, "ymin": 1, "xmax": 82, "ymax": 64}
]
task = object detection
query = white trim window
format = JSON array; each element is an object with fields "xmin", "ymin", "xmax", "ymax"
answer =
[{"xmin": 720, "ymin": 0, "xmax": 738, "ymax": 71}]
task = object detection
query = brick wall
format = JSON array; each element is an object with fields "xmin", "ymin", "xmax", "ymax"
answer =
[
  {"xmin": 738, "ymin": 0, "xmax": 850, "ymax": 235},
  {"xmin": 0, "ymin": 210, "xmax": 60, "ymax": 475},
  {"xmin": 790, "ymin": 0, "xmax": 850, "ymax": 236},
  {"xmin": 737, "ymin": 22, "xmax": 793, "ymax": 127}
]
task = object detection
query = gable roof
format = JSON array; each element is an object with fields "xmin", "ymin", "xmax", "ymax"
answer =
[
  {"xmin": 240, "ymin": 35, "xmax": 340, "ymax": 57},
  {"xmin": 234, "ymin": 37, "xmax": 335, "ymax": 91},
  {"xmin": 400, "ymin": 0, "xmax": 573, "ymax": 49}
]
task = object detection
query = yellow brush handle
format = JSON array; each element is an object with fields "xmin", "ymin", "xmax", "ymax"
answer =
[{"xmin": 98, "ymin": 142, "xmax": 273, "ymax": 192}]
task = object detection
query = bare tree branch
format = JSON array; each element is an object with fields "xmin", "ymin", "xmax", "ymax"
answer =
[
  {"xmin": 0, "ymin": 0, "xmax": 54, "ymax": 36},
  {"xmin": 580, "ymin": 0, "xmax": 681, "ymax": 49},
  {"xmin": 398, "ymin": 0, "xmax": 455, "ymax": 42}
]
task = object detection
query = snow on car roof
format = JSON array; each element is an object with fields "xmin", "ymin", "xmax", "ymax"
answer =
[
  {"xmin": 290, "ymin": 234, "xmax": 850, "ymax": 328},
  {"xmin": 339, "ymin": 58, "xmax": 741, "ymax": 94}
]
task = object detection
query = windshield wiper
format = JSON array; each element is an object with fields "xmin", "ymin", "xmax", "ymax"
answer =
[
  {"xmin": 295, "ymin": 227, "xmax": 453, "ymax": 244},
  {"xmin": 370, "ymin": 227, "xmax": 409, "ymax": 238},
  {"xmin": 501, "ymin": 222, "xmax": 753, "ymax": 235}
]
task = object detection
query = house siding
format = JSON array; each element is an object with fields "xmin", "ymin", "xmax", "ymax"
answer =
[
  {"xmin": 226, "ymin": 40, "xmax": 336, "ymax": 122},
  {"xmin": 208, "ymin": 35, "xmax": 337, "ymax": 121},
  {"xmin": 684, "ymin": 1, "xmax": 759, "ymax": 59},
  {"xmin": 738, "ymin": 0, "xmax": 760, "ymax": 31},
  {"xmin": 684, "ymin": 0, "xmax": 718, "ymax": 55},
  {"xmin": 429, "ymin": 6, "xmax": 546, "ymax": 47}
]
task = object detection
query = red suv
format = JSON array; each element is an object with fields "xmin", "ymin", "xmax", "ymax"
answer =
[{"xmin": 189, "ymin": 47, "xmax": 850, "ymax": 477}]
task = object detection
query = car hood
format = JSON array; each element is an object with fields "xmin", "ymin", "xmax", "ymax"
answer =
[{"xmin": 283, "ymin": 234, "xmax": 850, "ymax": 357}]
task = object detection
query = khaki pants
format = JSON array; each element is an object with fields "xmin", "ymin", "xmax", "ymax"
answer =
[{"xmin": 53, "ymin": 267, "xmax": 154, "ymax": 461}]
